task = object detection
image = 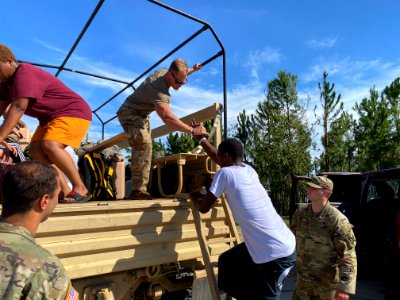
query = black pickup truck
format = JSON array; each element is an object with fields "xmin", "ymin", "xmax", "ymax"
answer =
[{"xmin": 290, "ymin": 168, "xmax": 400, "ymax": 288}]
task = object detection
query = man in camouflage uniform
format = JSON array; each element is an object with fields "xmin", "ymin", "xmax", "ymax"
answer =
[
  {"xmin": 291, "ymin": 176, "xmax": 357, "ymax": 300},
  {"xmin": 117, "ymin": 58, "xmax": 207, "ymax": 200},
  {"xmin": 0, "ymin": 161, "xmax": 78, "ymax": 299}
]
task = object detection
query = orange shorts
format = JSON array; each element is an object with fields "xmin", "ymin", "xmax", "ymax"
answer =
[{"xmin": 31, "ymin": 117, "xmax": 91, "ymax": 148}]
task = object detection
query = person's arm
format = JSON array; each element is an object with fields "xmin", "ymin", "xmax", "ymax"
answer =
[
  {"xmin": 190, "ymin": 189, "xmax": 217, "ymax": 213},
  {"xmin": 0, "ymin": 98, "xmax": 28, "ymax": 138},
  {"xmin": 187, "ymin": 63, "xmax": 202, "ymax": 75},
  {"xmin": 333, "ymin": 220, "xmax": 358, "ymax": 296},
  {"xmin": 24, "ymin": 267, "xmax": 79, "ymax": 299},
  {"xmin": 0, "ymin": 98, "xmax": 28, "ymax": 154},
  {"xmin": 154, "ymin": 103, "xmax": 208, "ymax": 135},
  {"xmin": 190, "ymin": 119, "xmax": 220, "ymax": 164},
  {"xmin": 195, "ymin": 137, "xmax": 220, "ymax": 165}
]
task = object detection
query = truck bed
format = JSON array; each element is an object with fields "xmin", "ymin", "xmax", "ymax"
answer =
[{"xmin": 36, "ymin": 198, "xmax": 233, "ymax": 280}]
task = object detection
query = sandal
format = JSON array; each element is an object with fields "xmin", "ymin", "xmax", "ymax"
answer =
[{"xmin": 59, "ymin": 191, "xmax": 91, "ymax": 203}]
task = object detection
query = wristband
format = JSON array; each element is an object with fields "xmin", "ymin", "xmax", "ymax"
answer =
[{"xmin": 199, "ymin": 137, "xmax": 207, "ymax": 144}]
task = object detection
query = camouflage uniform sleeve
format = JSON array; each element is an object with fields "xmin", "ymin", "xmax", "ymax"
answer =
[
  {"xmin": 23, "ymin": 259, "xmax": 71, "ymax": 299},
  {"xmin": 332, "ymin": 217, "xmax": 357, "ymax": 294}
]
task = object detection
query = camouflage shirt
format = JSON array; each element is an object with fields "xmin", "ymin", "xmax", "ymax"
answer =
[
  {"xmin": 291, "ymin": 202, "xmax": 357, "ymax": 294},
  {"xmin": 0, "ymin": 222, "xmax": 71, "ymax": 299}
]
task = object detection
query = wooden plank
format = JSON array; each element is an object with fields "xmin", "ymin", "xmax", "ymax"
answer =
[
  {"xmin": 152, "ymin": 103, "xmax": 220, "ymax": 139},
  {"xmin": 81, "ymin": 102, "xmax": 221, "ymax": 152},
  {"xmin": 62, "ymin": 241, "xmax": 205, "ymax": 279},
  {"xmin": 153, "ymin": 153, "xmax": 208, "ymax": 164},
  {"xmin": 40, "ymin": 230, "xmax": 229, "ymax": 252},
  {"xmin": 37, "ymin": 222, "xmax": 230, "ymax": 245},
  {"xmin": 52, "ymin": 199, "xmax": 188, "ymax": 212},
  {"xmin": 37, "ymin": 206, "xmax": 227, "ymax": 234},
  {"xmin": 85, "ymin": 132, "xmax": 130, "ymax": 152},
  {"xmin": 190, "ymin": 201, "xmax": 221, "ymax": 300},
  {"xmin": 39, "ymin": 226, "xmax": 231, "ymax": 256}
]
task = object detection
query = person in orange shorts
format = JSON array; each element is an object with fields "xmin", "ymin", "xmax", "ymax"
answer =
[{"xmin": 0, "ymin": 43, "xmax": 92, "ymax": 203}]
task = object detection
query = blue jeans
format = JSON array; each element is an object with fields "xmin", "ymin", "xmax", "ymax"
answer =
[{"xmin": 218, "ymin": 242, "xmax": 296, "ymax": 300}]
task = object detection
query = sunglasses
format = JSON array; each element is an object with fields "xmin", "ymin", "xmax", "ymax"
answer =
[{"xmin": 171, "ymin": 71, "xmax": 188, "ymax": 85}]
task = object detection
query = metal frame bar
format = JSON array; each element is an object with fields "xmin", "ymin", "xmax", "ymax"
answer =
[
  {"xmin": 22, "ymin": 0, "xmax": 228, "ymax": 140},
  {"xmin": 55, "ymin": 0, "xmax": 105, "ymax": 77}
]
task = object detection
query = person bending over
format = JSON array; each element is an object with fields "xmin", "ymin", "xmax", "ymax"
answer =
[
  {"xmin": 0, "ymin": 43, "xmax": 92, "ymax": 203},
  {"xmin": 117, "ymin": 58, "xmax": 207, "ymax": 200},
  {"xmin": 190, "ymin": 137, "xmax": 296, "ymax": 300}
]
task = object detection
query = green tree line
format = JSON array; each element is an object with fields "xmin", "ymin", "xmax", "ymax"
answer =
[{"xmin": 151, "ymin": 71, "xmax": 400, "ymax": 215}]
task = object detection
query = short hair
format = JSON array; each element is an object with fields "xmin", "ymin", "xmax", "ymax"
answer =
[
  {"xmin": 169, "ymin": 58, "xmax": 188, "ymax": 75},
  {"xmin": 1, "ymin": 161, "xmax": 58, "ymax": 218},
  {"xmin": 0, "ymin": 43, "xmax": 17, "ymax": 63},
  {"xmin": 218, "ymin": 138, "xmax": 244, "ymax": 160}
]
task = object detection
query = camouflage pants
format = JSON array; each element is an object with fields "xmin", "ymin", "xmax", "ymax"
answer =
[
  {"xmin": 117, "ymin": 107, "xmax": 152, "ymax": 192},
  {"xmin": 292, "ymin": 280, "xmax": 336, "ymax": 300}
]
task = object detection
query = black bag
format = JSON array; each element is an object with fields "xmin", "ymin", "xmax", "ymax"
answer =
[{"xmin": 78, "ymin": 151, "xmax": 116, "ymax": 200}]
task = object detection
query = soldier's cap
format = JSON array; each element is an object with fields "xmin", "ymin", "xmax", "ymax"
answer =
[{"xmin": 306, "ymin": 176, "xmax": 333, "ymax": 192}]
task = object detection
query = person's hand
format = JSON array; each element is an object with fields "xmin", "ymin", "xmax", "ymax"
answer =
[
  {"xmin": 189, "ymin": 190, "xmax": 206, "ymax": 210},
  {"xmin": 0, "ymin": 140, "xmax": 17, "ymax": 158},
  {"xmin": 191, "ymin": 118, "xmax": 208, "ymax": 140},
  {"xmin": 192, "ymin": 63, "xmax": 202, "ymax": 72},
  {"xmin": 187, "ymin": 64, "xmax": 202, "ymax": 75},
  {"xmin": 190, "ymin": 118, "xmax": 199, "ymax": 128}
]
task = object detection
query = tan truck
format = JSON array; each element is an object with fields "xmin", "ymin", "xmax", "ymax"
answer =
[{"xmin": 32, "ymin": 103, "xmax": 239, "ymax": 299}]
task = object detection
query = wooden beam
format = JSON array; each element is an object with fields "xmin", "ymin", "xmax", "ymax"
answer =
[
  {"xmin": 152, "ymin": 103, "xmax": 221, "ymax": 139},
  {"xmin": 85, "ymin": 132, "xmax": 130, "ymax": 152},
  {"xmin": 82, "ymin": 102, "xmax": 222, "ymax": 152},
  {"xmin": 191, "ymin": 201, "xmax": 221, "ymax": 300}
]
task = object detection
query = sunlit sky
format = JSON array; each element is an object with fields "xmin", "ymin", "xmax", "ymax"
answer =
[{"xmin": 2, "ymin": 0, "xmax": 400, "ymax": 154}]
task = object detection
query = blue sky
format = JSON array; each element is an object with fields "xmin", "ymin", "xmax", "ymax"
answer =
[{"xmin": 2, "ymin": 0, "xmax": 400, "ymax": 154}]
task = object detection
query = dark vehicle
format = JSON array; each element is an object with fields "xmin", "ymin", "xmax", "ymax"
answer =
[{"xmin": 290, "ymin": 169, "xmax": 400, "ymax": 288}]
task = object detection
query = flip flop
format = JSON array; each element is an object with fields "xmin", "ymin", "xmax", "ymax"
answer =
[{"xmin": 59, "ymin": 191, "xmax": 91, "ymax": 203}]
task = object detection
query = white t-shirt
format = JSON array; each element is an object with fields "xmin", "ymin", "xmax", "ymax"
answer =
[{"xmin": 210, "ymin": 163, "xmax": 296, "ymax": 264}]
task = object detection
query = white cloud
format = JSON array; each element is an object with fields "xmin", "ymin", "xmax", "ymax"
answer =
[
  {"xmin": 243, "ymin": 47, "xmax": 282, "ymax": 81},
  {"xmin": 305, "ymin": 37, "xmax": 337, "ymax": 50},
  {"xmin": 33, "ymin": 39, "xmax": 67, "ymax": 54},
  {"xmin": 301, "ymin": 56, "xmax": 398, "ymax": 85}
]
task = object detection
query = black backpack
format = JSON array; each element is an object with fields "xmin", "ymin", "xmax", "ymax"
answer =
[{"xmin": 78, "ymin": 151, "xmax": 116, "ymax": 200}]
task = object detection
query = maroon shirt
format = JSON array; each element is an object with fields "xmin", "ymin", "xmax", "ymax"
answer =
[{"xmin": 0, "ymin": 63, "xmax": 92, "ymax": 126}]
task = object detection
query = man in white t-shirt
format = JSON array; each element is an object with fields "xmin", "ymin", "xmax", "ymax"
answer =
[{"xmin": 190, "ymin": 137, "xmax": 296, "ymax": 300}]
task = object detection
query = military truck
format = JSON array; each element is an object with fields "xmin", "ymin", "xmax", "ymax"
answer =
[
  {"xmin": 22, "ymin": 102, "xmax": 236, "ymax": 300},
  {"xmin": 290, "ymin": 169, "xmax": 400, "ymax": 297}
]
